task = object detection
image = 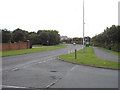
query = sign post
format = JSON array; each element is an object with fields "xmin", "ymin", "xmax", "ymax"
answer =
[{"xmin": 75, "ymin": 49, "xmax": 77, "ymax": 59}]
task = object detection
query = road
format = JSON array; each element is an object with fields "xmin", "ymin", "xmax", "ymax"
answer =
[{"xmin": 2, "ymin": 44, "xmax": 118, "ymax": 89}]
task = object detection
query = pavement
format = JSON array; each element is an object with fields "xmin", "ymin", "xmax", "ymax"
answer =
[
  {"xmin": 2, "ymin": 45, "xmax": 119, "ymax": 89},
  {"xmin": 93, "ymin": 47, "xmax": 119, "ymax": 62}
]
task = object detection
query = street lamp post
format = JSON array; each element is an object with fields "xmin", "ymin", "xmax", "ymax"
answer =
[{"xmin": 82, "ymin": 0, "xmax": 85, "ymax": 53}]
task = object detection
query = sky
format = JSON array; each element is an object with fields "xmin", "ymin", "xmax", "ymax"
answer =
[{"xmin": 0, "ymin": 0, "xmax": 119, "ymax": 38}]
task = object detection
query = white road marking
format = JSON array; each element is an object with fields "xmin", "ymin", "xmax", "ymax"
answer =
[
  {"xmin": 12, "ymin": 68, "xmax": 19, "ymax": 71},
  {"xmin": 70, "ymin": 65, "xmax": 78, "ymax": 71},
  {"xmin": 46, "ymin": 79, "xmax": 59, "ymax": 88},
  {"xmin": 2, "ymin": 85, "xmax": 27, "ymax": 88},
  {"xmin": 43, "ymin": 57, "xmax": 56, "ymax": 63},
  {"xmin": 38, "ymin": 62, "xmax": 42, "ymax": 63},
  {"xmin": 3, "ymin": 57, "xmax": 56, "ymax": 71}
]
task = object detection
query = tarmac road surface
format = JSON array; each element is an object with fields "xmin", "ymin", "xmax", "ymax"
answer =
[
  {"xmin": 93, "ymin": 47, "xmax": 119, "ymax": 62},
  {"xmin": 2, "ymin": 44, "xmax": 118, "ymax": 89}
]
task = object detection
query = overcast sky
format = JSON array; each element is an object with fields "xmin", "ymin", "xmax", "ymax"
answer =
[{"xmin": 0, "ymin": 0, "xmax": 119, "ymax": 38}]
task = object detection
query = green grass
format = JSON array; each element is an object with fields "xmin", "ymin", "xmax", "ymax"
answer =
[
  {"xmin": 1, "ymin": 44, "xmax": 66, "ymax": 57},
  {"xmin": 100, "ymin": 47, "xmax": 120, "ymax": 56},
  {"xmin": 59, "ymin": 47, "xmax": 119, "ymax": 69},
  {"xmin": 32, "ymin": 45, "xmax": 43, "ymax": 47}
]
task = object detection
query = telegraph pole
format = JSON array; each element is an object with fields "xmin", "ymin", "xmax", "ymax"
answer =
[{"xmin": 82, "ymin": 0, "xmax": 85, "ymax": 53}]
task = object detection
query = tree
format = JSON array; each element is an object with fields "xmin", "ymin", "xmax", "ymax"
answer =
[
  {"xmin": 92, "ymin": 25, "xmax": 120, "ymax": 52},
  {"xmin": 38, "ymin": 31, "xmax": 49, "ymax": 45},
  {"xmin": 37, "ymin": 30, "xmax": 60, "ymax": 45},
  {"xmin": 28, "ymin": 32, "xmax": 39, "ymax": 45},
  {"xmin": 0, "ymin": 30, "xmax": 2, "ymax": 43},
  {"xmin": 12, "ymin": 28, "xmax": 28, "ymax": 42},
  {"xmin": 49, "ymin": 30, "xmax": 60, "ymax": 45},
  {"xmin": 2, "ymin": 29, "xmax": 12, "ymax": 43},
  {"xmin": 1, "ymin": 28, "xmax": 61, "ymax": 46}
]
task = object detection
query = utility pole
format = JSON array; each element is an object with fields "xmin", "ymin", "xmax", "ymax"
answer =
[{"xmin": 82, "ymin": 0, "xmax": 85, "ymax": 53}]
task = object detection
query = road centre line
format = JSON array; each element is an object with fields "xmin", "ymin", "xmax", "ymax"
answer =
[
  {"xmin": 23, "ymin": 59, "xmax": 52, "ymax": 67},
  {"xmin": 11, "ymin": 57, "xmax": 56, "ymax": 69},
  {"xmin": 38, "ymin": 57, "xmax": 56, "ymax": 63},
  {"xmin": 38, "ymin": 62, "xmax": 42, "ymax": 63},
  {"xmin": 3, "ymin": 55, "xmax": 58, "ymax": 71}
]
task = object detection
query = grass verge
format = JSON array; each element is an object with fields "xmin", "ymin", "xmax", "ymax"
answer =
[
  {"xmin": 59, "ymin": 47, "xmax": 119, "ymax": 69},
  {"xmin": 1, "ymin": 44, "xmax": 66, "ymax": 57},
  {"xmin": 32, "ymin": 45, "xmax": 43, "ymax": 47}
]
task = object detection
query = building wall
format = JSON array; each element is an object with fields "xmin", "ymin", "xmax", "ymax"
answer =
[{"xmin": 0, "ymin": 41, "xmax": 30, "ymax": 51}]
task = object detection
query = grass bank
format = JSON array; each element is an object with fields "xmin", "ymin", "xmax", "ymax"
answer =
[
  {"xmin": 59, "ymin": 47, "xmax": 119, "ymax": 69},
  {"xmin": 1, "ymin": 44, "xmax": 66, "ymax": 57}
]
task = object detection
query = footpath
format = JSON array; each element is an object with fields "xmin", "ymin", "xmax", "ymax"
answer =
[{"xmin": 93, "ymin": 47, "xmax": 119, "ymax": 62}]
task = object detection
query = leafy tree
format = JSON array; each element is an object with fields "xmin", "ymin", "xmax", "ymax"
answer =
[
  {"xmin": 2, "ymin": 29, "xmax": 12, "ymax": 43},
  {"xmin": 92, "ymin": 25, "xmax": 120, "ymax": 52},
  {"xmin": 38, "ymin": 31, "xmax": 49, "ymax": 45},
  {"xmin": 12, "ymin": 28, "xmax": 28, "ymax": 42},
  {"xmin": 0, "ymin": 30, "xmax": 2, "ymax": 43},
  {"xmin": 37, "ymin": 30, "xmax": 60, "ymax": 45},
  {"xmin": 28, "ymin": 32, "xmax": 39, "ymax": 45},
  {"xmin": 1, "ymin": 28, "xmax": 61, "ymax": 46}
]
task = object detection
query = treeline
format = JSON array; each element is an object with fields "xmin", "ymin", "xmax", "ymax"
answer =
[
  {"xmin": 1, "ymin": 28, "xmax": 60, "ymax": 45},
  {"xmin": 91, "ymin": 25, "xmax": 120, "ymax": 52}
]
